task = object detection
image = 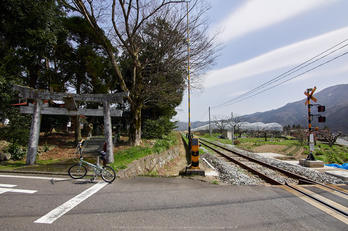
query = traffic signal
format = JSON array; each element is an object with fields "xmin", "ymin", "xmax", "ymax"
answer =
[
  {"xmin": 318, "ymin": 116, "xmax": 326, "ymax": 123},
  {"xmin": 318, "ymin": 105, "xmax": 325, "ymax": 112}
]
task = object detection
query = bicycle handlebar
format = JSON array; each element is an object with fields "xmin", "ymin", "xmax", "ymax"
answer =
[{"xmin": 77, "ymin": 139, "xmax": 84, "ymax": 158}]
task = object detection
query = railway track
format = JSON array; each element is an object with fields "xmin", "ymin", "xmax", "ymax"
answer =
[{"xmin": 198, "ymin": 137, "xmax": 348, "ymax": 220}]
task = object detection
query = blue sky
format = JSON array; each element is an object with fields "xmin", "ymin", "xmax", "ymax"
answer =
[{"xmin": 174, "ymin": 0, "xmax": 348, "ymax": 122}]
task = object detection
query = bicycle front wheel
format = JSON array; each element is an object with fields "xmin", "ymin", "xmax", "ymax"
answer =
[
  {"xmin": 101, "ymin": 166, "xmax": 116, "ymax": 183},
  {"xmin": 68, "ymin": 164, "xmax": 87, "ymax": 179}
]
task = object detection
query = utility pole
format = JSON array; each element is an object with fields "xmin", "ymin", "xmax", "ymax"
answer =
[
  {"xmin": 186, "ymin": 1, "xmax": 192, "ymax": 143},
  {"xmin": 231, "ymin": 112, "xmax": 234, "ymax": 146},
  {"xmin": 209, "ymin": 107, "xmax": 211, "ymax": 137}
]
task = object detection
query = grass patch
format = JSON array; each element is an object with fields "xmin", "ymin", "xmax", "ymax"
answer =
[
  {"xmin": 0, "ymin": 132, "xmax": 180, "ymax": 173},
  {"xmin": 287, "ymin": 146, "xmax": 302, "ymax": 156},
  {"xmin": 110, "ymin": 132, "xmax": 178, "ymax": 172},
  {"xmin": 314, "ymin": 145, "xmax": 348, "ymax": 164}
]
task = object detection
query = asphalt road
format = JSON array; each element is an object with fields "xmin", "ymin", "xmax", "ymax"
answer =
[
  {"xmin": 337, "ymin": 138, "xmax": 348, "ymax": 147},
  {"xmin": 0, "ymin": 173, "xmax": 347, "ymax": 230}
]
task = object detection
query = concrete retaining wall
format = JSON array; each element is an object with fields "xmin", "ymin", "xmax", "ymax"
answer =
[{"xmin": 116, "ymin": 145, "xmax": 181, "ymax": 178}]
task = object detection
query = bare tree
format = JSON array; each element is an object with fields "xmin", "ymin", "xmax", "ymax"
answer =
[
  {"xmin": 319, "ymin": 128, "xmax": 341, "ymax": 147},
  {"xmin": 294, "ymin": 128, "xmax": 307, "ymax": 146},
  {"xmin": 227, "ymin": 113, "xmax": 245, "ymax": 137},
  {"xmin": 213, "ymin": 115, "xmax": 229, "ymax": 134},
  {"xmin": 60, "ymin": 0, "xmax": 220, "ymax": 145}
]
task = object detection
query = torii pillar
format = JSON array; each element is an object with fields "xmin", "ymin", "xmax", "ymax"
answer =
[
  {"xmin": 27, "ymin": 99, "xmax": 43, "ymax": 165},
  {"xmin": 103, "ymin": 101, "xmax": 113, "ymax": 163}
]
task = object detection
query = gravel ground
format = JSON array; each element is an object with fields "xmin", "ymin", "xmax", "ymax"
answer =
[{"xmin": 201, "ymin": 141, "xmax": 345, "ymax": 185}]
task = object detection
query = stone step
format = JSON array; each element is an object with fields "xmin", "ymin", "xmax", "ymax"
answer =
[{"xmin": 82, "ymin": 137, "xmax": 105, "ymax": 154}]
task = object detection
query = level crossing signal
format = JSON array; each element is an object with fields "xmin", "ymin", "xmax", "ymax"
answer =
[{"xmin": 304, "ymin": 87, "xmax": 326, "ymax": 161}]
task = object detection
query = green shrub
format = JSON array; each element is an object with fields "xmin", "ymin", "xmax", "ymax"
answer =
[
  {"xmin": 315, "ymin": 149, "xmax": 325, "ymax": 156},
  {"xmin": 6, "ymin": 128, "xmax": 30, "ymax": 146},
  {"xmin": 233, "ymin": 140, "xmax": 241, "ymax": 145},
  {"xmin": 142, "ymin": 117, "xmax": 177, "ymax": 139},
  {"xmin": 6, "ymin": 143, "xmax": 26, "ymax": 160}
]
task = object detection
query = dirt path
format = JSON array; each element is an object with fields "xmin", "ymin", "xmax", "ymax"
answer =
[{"xmin": 251, "ymin": 144, "xmax": 306, "ymax": 160}]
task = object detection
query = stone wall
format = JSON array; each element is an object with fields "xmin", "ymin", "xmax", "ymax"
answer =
[{"xmin": 116, "ymin": 145, "xmax": 181, "ymax": 178}]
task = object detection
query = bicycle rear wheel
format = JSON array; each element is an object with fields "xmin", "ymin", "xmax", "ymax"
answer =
[
  {"xmin": 68, "ymin": 164, "xmax": 87, "ymax": 179},
  {"xmin": 101, "ymin": 166, "xmax": 116, "ymax": 183}
]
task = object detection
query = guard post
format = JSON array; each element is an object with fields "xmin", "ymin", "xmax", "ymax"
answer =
[
  {"xmin": 190, "ymin": 136, "xmax": 200, "ymax": 169},
  {"xmin": 185, "ymin": 136, "xmax": 205, "ymax": 176}
]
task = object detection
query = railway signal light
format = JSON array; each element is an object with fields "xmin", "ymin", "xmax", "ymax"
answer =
[
  {"xmin": 317, "ymin": 105, "xmax": 325, "ymax": 112},
  {"xmin": 318, "ymin": 116, "xmax": 326, "ymax": 123}
]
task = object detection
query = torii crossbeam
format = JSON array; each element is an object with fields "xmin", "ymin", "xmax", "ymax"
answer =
[{"xmin": 14, "ymin": 85, "xmax": 129, "ymax": 165}]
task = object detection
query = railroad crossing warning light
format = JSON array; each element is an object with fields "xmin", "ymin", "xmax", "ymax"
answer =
[
  {"xmin": 317, "ymin": 105, "xmax": 325, "ymax": 112},
  {"xmin": 315, "ymin": 127, "xmax": 319, "ymax": 131},
  {"xmin": 190, "ymin": 136, "xmax": 200, "ymax": 169},
  {"xmin": 318, "ymin": 116, "xmax": 326, "ymax": 123}
]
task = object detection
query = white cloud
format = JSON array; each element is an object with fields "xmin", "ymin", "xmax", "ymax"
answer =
[
  {"xmin": 216, "ymin": 0, "xmax": 336, "ymax": 43},
  {"xmin": 205, "ymin": 26, "xmax": 348, "ymax": 88}
]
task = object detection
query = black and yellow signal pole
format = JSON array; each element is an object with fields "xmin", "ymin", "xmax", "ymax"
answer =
[
  {"xmin": 304, "ymin": 87, "xmax": 317, "ymax": 160},
  {"xmin": 187, "ymin": 1, "xmax": 192, "ymax": 143},
  {"xmin": 185, "ymin": 2, "xmax": 203, "ymax": 175}
]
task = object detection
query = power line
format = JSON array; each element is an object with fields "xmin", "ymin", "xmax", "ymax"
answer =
[
  {"xmin": 218, "ymin": 50, "xmax": 348, "ymax": 107},
  {"xmin": 211, "ymin": 38, "xmax": 348, "ymax": 109}
]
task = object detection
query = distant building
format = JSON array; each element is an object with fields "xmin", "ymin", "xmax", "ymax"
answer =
[{"xmin": 191, "ymin": 122, "xmax": 283, "ymax": 132}]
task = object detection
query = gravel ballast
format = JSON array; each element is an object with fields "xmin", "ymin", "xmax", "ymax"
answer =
[{"xmin": 201, "ymin": 142, "xmax": 344, "ymax": 185}]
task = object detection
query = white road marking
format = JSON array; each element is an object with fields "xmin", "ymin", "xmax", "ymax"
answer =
[
  {"xmin": 0, "ymin": 174, "xmax": 67, "ymax": 181},
  {"xmin": 0, "ymin": 183, "xmax": 16, "ymax": 187},
  {"xmin": 34, "ymin": 181, "xmax": 107, "ymax": 224},
  {"xmin": 0, "ymin": 187, "xmax": 37, "ymax": 194},
  {"xmin": 0, "ymin": 183, "xmax": 37, "ymax": 194}
]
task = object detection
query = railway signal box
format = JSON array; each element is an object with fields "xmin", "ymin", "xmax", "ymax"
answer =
[
  {"xmin": 318, "ymin": 116, "xmax": 326, "ymax": 123},
  {"xmin": 317, "ymin": 105, "xmax": 325, "ymax": 112}
]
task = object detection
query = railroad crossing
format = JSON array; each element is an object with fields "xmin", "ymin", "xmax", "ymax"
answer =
[{"xmin": 1, "ymin": 173, "xmax": 348, "ymax": 230}]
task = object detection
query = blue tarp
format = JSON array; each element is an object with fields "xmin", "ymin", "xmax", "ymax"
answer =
[{"xmin": 325, "ymin": 163, "xmax": 348, "ymax": 170}]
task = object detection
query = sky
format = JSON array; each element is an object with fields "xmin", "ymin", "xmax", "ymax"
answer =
[{"xmin": 173, "ymin": 0, "xmax": 348, "ymax": 123}]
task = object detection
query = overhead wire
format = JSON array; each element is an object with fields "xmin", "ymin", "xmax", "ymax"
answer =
[
  {"xmin": 211, "ymin": 38, "xmax": 348, "ymax": 109},
  {"xmin": 226, "ymin": 51, "xmax": 348, "ymax": 105}
]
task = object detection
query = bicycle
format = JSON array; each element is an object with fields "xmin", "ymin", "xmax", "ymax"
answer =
[{"xmin": 68, "ymin": 139, "xmax": 116, "ymax": 183}]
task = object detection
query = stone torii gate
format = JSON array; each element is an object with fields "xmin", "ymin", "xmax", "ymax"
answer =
[{"xmin": 13, "ymin": 85, "xmax": 129, "ymax": 165}]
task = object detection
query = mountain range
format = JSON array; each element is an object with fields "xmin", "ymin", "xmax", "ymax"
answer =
[{"xmin": 175, "ymin": 84, "xmax": 348, "ymax": 134}]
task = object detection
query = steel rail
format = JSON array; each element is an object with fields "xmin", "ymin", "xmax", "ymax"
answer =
[
  {"xmin": 198, "ymin": 137, "xmax": 348, "ymax": 218},
  {"xmin": 201, "ymin": 141, "xmax": 282, "ymax": 185},
  {"xmin": 285, "ymin": 182, "xmax": 348, "ymax": 218},
  {"xmin": 200, "ymin": 138, "xmax": 348, "ymax": 196}
]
